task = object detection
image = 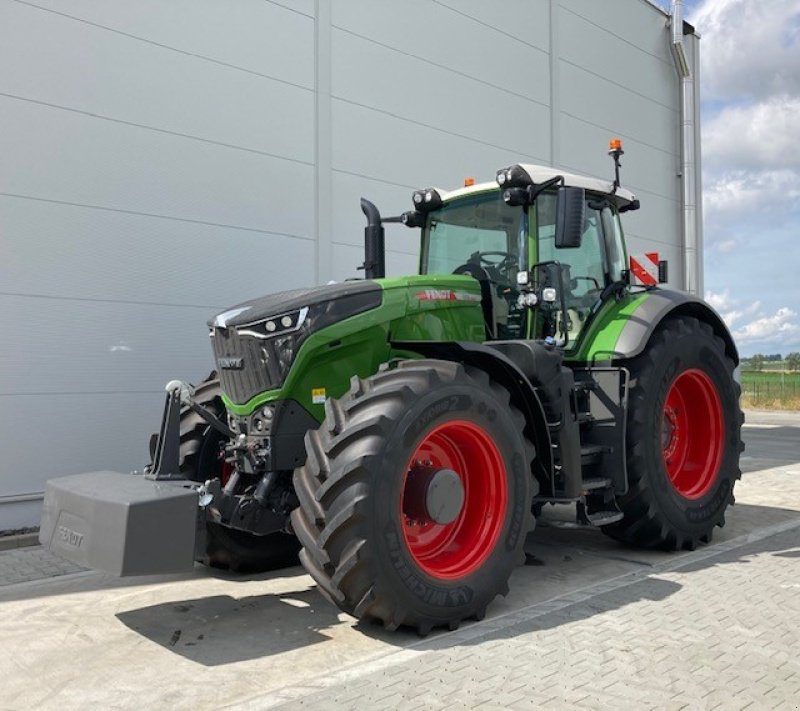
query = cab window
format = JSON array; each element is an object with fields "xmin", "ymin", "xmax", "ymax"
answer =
[{"xmin": 535, "ymin": 193, "xmax": 608, "ymax": 346}]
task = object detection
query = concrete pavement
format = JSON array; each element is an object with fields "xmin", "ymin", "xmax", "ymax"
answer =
[{"xmin": 0, "ymin": 409, "xmax": 798, "ymax": 710}]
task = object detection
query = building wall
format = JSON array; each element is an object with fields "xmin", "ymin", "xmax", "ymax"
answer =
[{"xmin": 0, "ymin": 0, "xmax": 695, "ymax": 528}]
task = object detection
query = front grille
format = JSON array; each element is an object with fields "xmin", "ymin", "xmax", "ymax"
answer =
[{"xmin": 211, "ymin": 328, "xmax": 282, "ymax": 405}]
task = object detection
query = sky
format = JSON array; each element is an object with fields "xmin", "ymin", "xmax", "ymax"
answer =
[{"xmin": 683, "ymin": 0, "xmax": 800, "ymax": 357}]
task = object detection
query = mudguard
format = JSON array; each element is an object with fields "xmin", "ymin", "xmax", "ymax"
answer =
[
  {"xmin": 392, "ymin": 340, "xmax": 554, "ymax": 487},
  {"xmin": 613, "ymin": 289, "xmax": 739, "ymax": 365},
  {"xmin": 39, "ymin": 471, "xmax": 200, "ymax": 576}
]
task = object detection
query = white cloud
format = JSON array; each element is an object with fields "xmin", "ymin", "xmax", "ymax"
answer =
[
  {"xmin": 732, "ymin": 307, "xmax": 800, "ymax": 344},
  {"xmin": 702, "ymin": 169, "xmax": 800, "ymax": 227},
  {"xmin": 721, "ymin": 301, "xmax": 761, "ymax": 328},
  {"xmin": 706, "ymin": 289, "xmax": 799, "ymax": 351},
  {"xmin": 703, "ymin": 96, "xmax": 800, "ymax": 173},
  {"xmin": 705, "ymin": 289, "xmax": 762, "ymax": 328},
  {"xmin": 715, "ymin": 239, "xmax": 737, "ymax": 254},
  {"xmin": 693, "ymin": 0, "xmax": 800, "ymax": 102},
  {"xmin": 706, "ymin": 289, "xmax": 734, "ymax": 312}
]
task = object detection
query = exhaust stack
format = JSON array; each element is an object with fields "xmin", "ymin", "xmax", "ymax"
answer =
[{"xmin": 360, "ymin": 198, "xmax": 386, "ymax": 280}]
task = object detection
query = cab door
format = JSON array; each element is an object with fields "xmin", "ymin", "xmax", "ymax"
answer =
[{"xmin": 533, "ymin": 193, "xmax": 610, "ymax": 348}]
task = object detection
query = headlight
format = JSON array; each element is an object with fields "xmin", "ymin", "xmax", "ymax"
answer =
[
  {"xmin": 411, "ymin": 188, "xmax": 443, "ymax": 212},
  {"xmin": 237, "ymin": 307, "xmax": 308, "ymax": 339},
  {"xmin": 273, "ymin": 333, "xmax": 298, "ymax": 379},
  {"xmin": 495, "ymin": 165, "xmax": 531, "ymax": 189}
]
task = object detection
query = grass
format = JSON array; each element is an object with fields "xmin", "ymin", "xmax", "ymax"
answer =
[{"xmin": 740, "ymin": 369, "xmax": 800, "ymax": 410}]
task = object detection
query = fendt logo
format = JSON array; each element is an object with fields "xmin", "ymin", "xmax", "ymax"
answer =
[
  {"xmin": 218, "ymin": 357, "xmax": 244, "ymax": 370},
  {"xmin": 57, "ymin": 525, "xmax": 84, "ymax": 549}
]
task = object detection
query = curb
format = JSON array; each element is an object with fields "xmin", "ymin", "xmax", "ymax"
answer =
[{"xmin": 0, "ymin": 533, "xmax": 40, "ymax": 552}]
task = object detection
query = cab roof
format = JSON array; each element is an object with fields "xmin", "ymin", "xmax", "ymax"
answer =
[{"xmin": 439, "ymin": 163, "xmax": 637, "ymax": 208}]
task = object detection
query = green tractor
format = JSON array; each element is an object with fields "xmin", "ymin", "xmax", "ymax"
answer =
[{"xmin": 41, "ymin": 143, "xmax": 743, "ymax": 635}]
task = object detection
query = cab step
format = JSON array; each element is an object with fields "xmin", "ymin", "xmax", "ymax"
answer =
[
  {"xmin": 582, "ymin": 510, "xmax": 624, "ymax": 526},
  {"xmin": 580, "ymin": 444, "xmax": 608, "ymax": 465},
  {"xmin": 581, "ymin": 476, "xmax": 613, "ymax": 492}
]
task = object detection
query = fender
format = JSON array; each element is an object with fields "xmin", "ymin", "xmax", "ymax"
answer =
[
  {"xmin": 613, "ymin": 289, "xmax": 739, "ymax": 365},
  {"xmin": 391, "ymin": 340, "xmax": 554, "ymax": 488}
]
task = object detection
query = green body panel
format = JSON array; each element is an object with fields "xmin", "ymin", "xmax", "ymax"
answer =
[
  {"xmin": 222, "ymin": 275, "xmax": 484, "ymax": 420},
  {"xmin": 566, "ymin": 291, "xmax": 650, "ymax": 364}
]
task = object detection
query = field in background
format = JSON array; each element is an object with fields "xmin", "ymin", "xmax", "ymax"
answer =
[{"xmin": 740, "ymin": 368, "xmax": 800, "ymax": 410}]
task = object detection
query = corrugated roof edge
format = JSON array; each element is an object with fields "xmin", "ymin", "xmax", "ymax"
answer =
[{"xmin": 640, "ymin": 0, "xmax": 700, "ymax": 36}]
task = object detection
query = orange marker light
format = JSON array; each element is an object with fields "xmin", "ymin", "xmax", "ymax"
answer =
[
  {"xmin": 609, "ymin": 138, "xmax": 623, "ymax": 152},
  {"xmin": 464, "ymin": 177, "xmax": 476, "ymax": 187}
]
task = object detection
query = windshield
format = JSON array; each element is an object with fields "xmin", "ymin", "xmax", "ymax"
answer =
[
  {"xmin": 420, "ymin": 191, "xmax": 522, "ymax": 276},
  {"xmin": 420, "ymin": 190, "xmax": 526, "ymax": 340}
]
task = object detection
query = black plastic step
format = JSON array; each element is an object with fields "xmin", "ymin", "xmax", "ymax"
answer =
[
  {"xmin": 584, "ymin": 510, "xmax": 624, "ymax": 526},
  {"xmin": 580, "ymin": 444, "xmax": 607, "ymax": 465},
  {"xmin": 581, "ymin": 477, "xmax": 613, "ymax": 492},
  {"xmin": 576, "ymin": 412, "xmax": 595, "ymax": 424}
]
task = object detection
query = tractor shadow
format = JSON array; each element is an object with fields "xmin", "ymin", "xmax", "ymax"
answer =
[{"xmin": 115, "ymin": 583, "xmax": 343, "ymax": 665}]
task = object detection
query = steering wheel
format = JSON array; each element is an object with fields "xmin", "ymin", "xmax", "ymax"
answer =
[
  {"xmin": 453, "ymin": 262, "xmax": 494, "ymax": 282},
  {"xmin": 474, "ymin": 251, "xmax": 517, "ymax": 269}
]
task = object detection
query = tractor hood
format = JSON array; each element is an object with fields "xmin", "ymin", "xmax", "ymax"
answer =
[
  {"xmin": 208, "ymin": 281, "xmax": 383, "ymax": 407},
  {"xmin": 209, "ymin": 280, "xmax": 382, "ymax": 329}
]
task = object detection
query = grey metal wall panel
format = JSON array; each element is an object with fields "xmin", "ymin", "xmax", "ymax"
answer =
[
  {"xmin": 561, "ymin": 0, "xmax": 673, "ymax": 62},
  {"xmin": 559, "ymin": 3, "xmax": 676, "ymax": 109},
  {"xmin": 558, "ymin": 61, "xmax": 678, "ymax": 152},
  {"xmin": 0, "ymin": 100, "xmax": 314, "ymax": 238},
  {"xmin": 331, "ymin": 29, "xmax": 551, "ymax": 160},
  {"xmin": 331, "ymin": 99, "xmax": 548, "ymax": 194},
  {"xmin": 0, "ymin": 3, "xmax": 315, "ymax": 164},
  {"xmin": 331, "ymin": 0, "xmax": 551, "ymax": 106},
  {"xmin": 0, "ymin": 296, "xmax": 217, "ymax": 395},
  {"xmin": 432, "ymin": 0, "xmax": 551, "ymax": 52},
  {"xmin": 1, "ymin": 197, "xmax": 315, "ymax": 306},
  {"xmin": 21, "ymin": 0, "xmax": 316, "ymax": 88},
  {"xmin": 2, "ymin": 393, "xmax": 164, "ymax": 494}
]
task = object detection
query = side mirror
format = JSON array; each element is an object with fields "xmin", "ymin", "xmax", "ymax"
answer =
[{"xmin": 555, "ymin": 187, "xmax": 585, "ymax": 249}]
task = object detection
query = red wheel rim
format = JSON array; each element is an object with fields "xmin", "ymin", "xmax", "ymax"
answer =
[
  {"xmin": 661, "ymin": 369, "xmax": 725, "ymax": 499},
  {"xmin": 400, "ymin": 420, "xmax": 507, "ymax": 580}
]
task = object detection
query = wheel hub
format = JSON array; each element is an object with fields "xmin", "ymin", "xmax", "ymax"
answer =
[
  {"xmin": 661, "ymin": 405, "xmax": 680, "ymax": 461},
  {"xmin": 403, "ymin": 465, "xmax": 465, "ymax": 525}
]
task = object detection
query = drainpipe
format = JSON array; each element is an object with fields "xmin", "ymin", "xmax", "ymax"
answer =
[{"xmin": 670, "ymin": 0, "xmax": 699, "ymax": 295}]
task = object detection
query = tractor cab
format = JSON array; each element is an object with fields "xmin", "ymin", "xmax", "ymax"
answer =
[{"xmin": 417, "ymin": 167, "xmax": 636, "ymax": 352}]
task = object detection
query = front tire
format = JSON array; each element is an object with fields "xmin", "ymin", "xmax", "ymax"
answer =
[
  {"xmin": 604, "ymin": 316, "xmax": 743, "ymax": 550},
  {"xmin": 291, "ymin": 360, "xmax": 536, "ymax": 634}
]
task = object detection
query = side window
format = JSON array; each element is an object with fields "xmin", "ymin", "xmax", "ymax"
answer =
[
  {"xmin": 601, "ymin": 207, "xmax": 627, "ymax": 283},
  {"xmin": 565, "ymin": 205, "xmax": 606, "ymax": 298},
  {"xmin": 534, "ymin": 193, "xmax": 608, "ymax": 346}
]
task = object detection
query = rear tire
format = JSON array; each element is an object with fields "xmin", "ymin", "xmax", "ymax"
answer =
[
  {"xmin": 174, "ymin": 373, "xmax": 300, "ymax": 572},
  {"xmin": 291, "ymin": 360, "xmax": 536, "ymax": 634},
  {"xmin": 603, "ymin": 316, "xmax": 743, "ymax": 550}
]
